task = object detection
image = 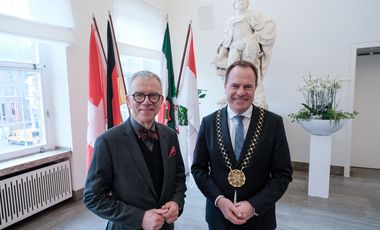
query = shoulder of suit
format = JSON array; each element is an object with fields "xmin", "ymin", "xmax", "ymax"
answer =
[
  {"xmin": 259, "ymin": 107, "xmax": 282, "ymax": 121},
  {"xmin": 99, "ymin": 122, "xmax": 128, "ymax": 140},
  {"xmin": 203, "ymin": 109, "xmax": 223, "ymax": 123},
  {"xmin": 155, "ymin": 122, "xmax": 177, "ymax": 135}
]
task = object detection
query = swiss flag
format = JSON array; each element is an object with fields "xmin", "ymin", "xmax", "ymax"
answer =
[{"xmin": 86, "ymin": 24, "xmax": 106, "ymax": 170}]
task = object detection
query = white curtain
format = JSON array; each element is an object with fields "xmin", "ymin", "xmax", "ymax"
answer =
[
  {"xmin": 0, "ymin": 0, "xmax": 73, "ymax": 28},
  {"xmin": 0, "ymin": 0, "xmax": 74, "ymax": 44}
]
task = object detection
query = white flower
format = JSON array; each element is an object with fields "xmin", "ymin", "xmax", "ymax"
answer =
[{"xmin": 289, "ymin": 74, "xmax": 357, "ymax": 122}]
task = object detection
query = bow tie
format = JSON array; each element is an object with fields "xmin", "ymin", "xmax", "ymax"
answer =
[{"xmin": 138, "ymin": 128, "xmax": 159, "ymax": 142}]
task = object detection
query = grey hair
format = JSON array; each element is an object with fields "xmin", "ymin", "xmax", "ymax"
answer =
[{"xmin": 128, "ymin": 70, "xmax": 162, "ymax": 92}]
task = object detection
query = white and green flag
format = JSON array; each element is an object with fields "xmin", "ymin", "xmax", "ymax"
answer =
[{"xmin": 177, "ymin": 26, "xmax": 200, "ymax": 170}]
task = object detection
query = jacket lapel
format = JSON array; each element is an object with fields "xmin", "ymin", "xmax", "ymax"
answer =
[
  {"xmin": 156, "ymin": 124, "xmax": 170, "ymax": 202},
  {"xmin": 238, "ymin": 105, "xmax": 260, "ymax": 164},
  {"xmin": 122, "ymin": 119, "xmax": 158, "ymax": 199}
]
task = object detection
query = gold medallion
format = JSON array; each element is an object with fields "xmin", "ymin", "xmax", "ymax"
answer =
[{"xmin": 228, "ymin": 169, "xmax": 246, "ymax": 187}]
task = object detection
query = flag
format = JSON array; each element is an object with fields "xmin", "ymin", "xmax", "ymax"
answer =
[
  {"xmin": 87, "ymin": 23, "xmax": 106, "ymax": 170},
  {"xmin": 177, "ymin": 26, "xmax": 200, "ymax": 170},
  {"xmin": 106, "ymin": 20, "xmax": 125, "ymax": 129},
  {"xmin": 158, "ymin": 23, "xmax": 177, "ymax": 130}
]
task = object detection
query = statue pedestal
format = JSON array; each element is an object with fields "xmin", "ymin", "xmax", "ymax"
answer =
[
  {"xmin": 308, "ymin": 135, "xmax": 332, "ymax": 198},
  {"xmin": 298, "ymin": 119, "xmax": 346, "ymax": 198}
]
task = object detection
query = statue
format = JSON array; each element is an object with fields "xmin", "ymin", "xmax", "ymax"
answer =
[{"xmin": 213, "ymin": 0, "xmax": 276, "ymax": 108}]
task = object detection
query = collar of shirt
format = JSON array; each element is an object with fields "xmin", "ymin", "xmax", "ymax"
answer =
[
  {"xmin": 130, "ymin": 118, "xmax": 156, "ymax": 151},
  {"xmin": 130, "ymin": 117, "xmax": 156, "ymax": 133},
  {"xmin": 227, "ymin": 104, "xmax": 253, "ymax": 120},
  {"xmin": 227, "ymin": 105, "xmax": 253, "ymax": 151}
]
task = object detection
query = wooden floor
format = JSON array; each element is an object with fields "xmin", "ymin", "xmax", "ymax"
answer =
[{"xmin": 7, "ymin": 168, "xmax": 380, "ymax": 230}]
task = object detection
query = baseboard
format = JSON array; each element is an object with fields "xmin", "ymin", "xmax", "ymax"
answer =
[
  {"xmin": 70, "ymin": 161, "xmax": 345, "ymax": 201},
  {"xmin": 72, "ymin": 188, "xmax": 84, "ymax": 201},
  {"xmin": 292, "ymin": 161, "xmax": 344, "ymax": 176}
]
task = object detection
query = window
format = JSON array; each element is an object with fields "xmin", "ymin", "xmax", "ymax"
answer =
[
  {"xmin": 121, "ymin": 55, "xmax": 161, "ymax": 88},
  {"xmin": 1, "ymin": 104, "xmax": 5, "ymax": 120},
  {"xmin": 0, "ymin": 36, "xmax": 46, "ymax": 156},
  {"xmin": 119, "ymin": 55, "xmax": 161, "ymax": 120},
  {"xmin": 115, "ymin": 0, "xmax": 165, "ymax": 120},
  {"xmin": 9, "ymin": 86, "xmax": 16, "ymax": 96},
  {"xmin": 0, "ymin": 0, "xmax": 73, "ymax": 161}
]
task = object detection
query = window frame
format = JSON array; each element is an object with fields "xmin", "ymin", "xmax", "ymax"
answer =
[{"xmin": 0, "ymin": 61, "xmax": 48, "ymax": 161}]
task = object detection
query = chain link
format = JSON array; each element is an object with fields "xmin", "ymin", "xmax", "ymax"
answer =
[{"xmin": 216, "ymin": 108, "xmax": 265, "ymax": 171}]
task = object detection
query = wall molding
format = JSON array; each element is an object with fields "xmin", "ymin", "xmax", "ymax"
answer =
[
  {"xmin": 72, "ymin": 188, "xmax": 84, "ymax": 201},
  {"xmin": 292, "ymin": 161, "xmax": 344, "ymax": 176}
]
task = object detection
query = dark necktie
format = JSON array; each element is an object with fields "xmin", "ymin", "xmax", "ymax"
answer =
[
  {"xmin": 138, "ymin": 128, "xmax": 159, "ymax": 142},
  {"xmin": 234, "ymin": 115, "xmax": 244, "ymax": 160}
]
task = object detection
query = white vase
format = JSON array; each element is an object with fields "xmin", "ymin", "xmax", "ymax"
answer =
[{"xmin": 298, "ymin": 119, "xmax": 347, "ymax": 136}]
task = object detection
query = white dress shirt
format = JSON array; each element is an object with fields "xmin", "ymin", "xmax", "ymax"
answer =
[{"xmin": 227, "ymin": 105, "xmax": 253, "ymax": 152}]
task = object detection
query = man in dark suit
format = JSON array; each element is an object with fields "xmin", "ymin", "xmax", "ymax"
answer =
[
  {"xmin": 192, "ymin": 60, "xmax": 292, "ymax": 230},
  {"xmin": 84, "ymin": 71, "xmax": 186, "ymax": 230}
]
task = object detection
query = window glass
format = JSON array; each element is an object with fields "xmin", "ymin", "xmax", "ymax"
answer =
[
  {"xmin": 120, "ymin": 55, "xmax": 160, "ymax": 120},
  {"xmin": 120, "ymin": 55, "xmax": 161, "ymax": 90},
  {"xmin": 0, "ymin": 40, "xmax": 45, "ymax": 155}
]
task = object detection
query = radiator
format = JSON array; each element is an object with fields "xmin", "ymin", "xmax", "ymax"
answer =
[{"xmin": 0, "ymin": 160, "xmax": 72, "ymax": 229}]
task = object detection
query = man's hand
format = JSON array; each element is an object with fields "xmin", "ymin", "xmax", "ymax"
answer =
[
  {"xmin": 234, "ymin": 201, "xmax": 255, "ymax": 221},
  {"xmin": 141, "ymin": 209, "xmax": 167, "ymax": 230},
  {"xmin": 161, "ymin": 201, "xmax": 180, "ymax": 224},
  {"xmin": 217, "ymin": 197, "xmax": 246, "ymax": 225}
]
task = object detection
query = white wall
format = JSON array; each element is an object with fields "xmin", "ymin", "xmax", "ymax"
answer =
[
  {"xmin": 167, "ymin": 0, "xmax": 380, "ymax": 174},
  {"xmin": 66, "ymin": 0, "xmax": 113, "ymax": 191},
  {"xmin": 40, "ymin": 44, "xmax": 73, "ymax": 149},
  {"xmin": 351, "ymin": 54, "xmax": 380, "ymax": 169}
]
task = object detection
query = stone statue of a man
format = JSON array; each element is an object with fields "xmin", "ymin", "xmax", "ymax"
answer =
[{"xmin": 213, "ymin": 0, "xmax": 276, "ymax": 108}]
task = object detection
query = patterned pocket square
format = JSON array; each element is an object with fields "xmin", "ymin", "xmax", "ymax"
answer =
[{"xmin": 168, "ymin": 146, "xmax": 176, "ymax": 158}]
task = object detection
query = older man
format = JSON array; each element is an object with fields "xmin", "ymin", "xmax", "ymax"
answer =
[
  {"xmin": 84, "ymin": 70, "xmax": 186, "ymax": 230},
  {"xmin": 192, "ymin": 60, "xmax": 292, "ymax": 230}
]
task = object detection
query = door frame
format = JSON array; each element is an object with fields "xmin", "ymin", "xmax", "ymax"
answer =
[{"xmin": 345, "ymin": 41, "xmax": 380, "ymax": 176}]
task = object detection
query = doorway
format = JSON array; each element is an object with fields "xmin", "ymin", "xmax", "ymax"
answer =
[{"xmin": 351, "ymin": 47, "xmax": 380, "ymax": 169}]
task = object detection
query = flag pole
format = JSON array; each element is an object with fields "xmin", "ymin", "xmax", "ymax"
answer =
[
  {"xmin": 176, "ymin": 21, "xmax": 192, "ymax": 96},
  {"xmin": 91, "ymin": 13, "xmax": 108, "ymax": 126},
  {"xmin": 108, "ymin": 11, "xmax": 131, "ymax": 116},
  {"xmin": 92, "ymin": 14, "xmax": 107, "ymax": 63}
]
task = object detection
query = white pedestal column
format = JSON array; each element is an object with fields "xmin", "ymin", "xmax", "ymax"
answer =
[{"xmin": 308, "ymin": 135, "xmax": 332, "ymax": 198}]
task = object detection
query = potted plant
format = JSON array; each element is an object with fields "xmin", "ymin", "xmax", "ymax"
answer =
[{"xmin": 289, "ymin": 74, "xmax": 358, "ymax": 135}]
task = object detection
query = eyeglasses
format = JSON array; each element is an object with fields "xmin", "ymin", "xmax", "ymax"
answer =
[{"xmin": 131, "ymin": 93, "xmax": 162, "ymax": 103}]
